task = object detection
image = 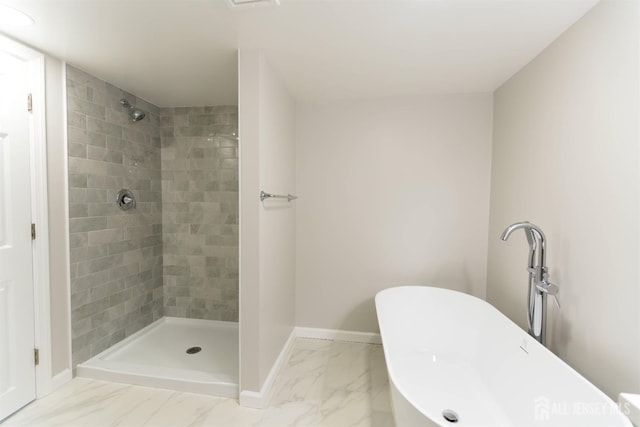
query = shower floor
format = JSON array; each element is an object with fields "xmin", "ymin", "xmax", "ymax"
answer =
[{"xmin": 77, "ymin": 317, "xmax": 238, "ymax": 398}]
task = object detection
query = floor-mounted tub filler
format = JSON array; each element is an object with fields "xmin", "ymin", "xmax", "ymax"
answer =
[
  {"xmin": 375, "ymin": 286, "xmax": 631, "ymax": 427},
  {"xmin": 77, "ymin": 317, "xmax": 238, "ymax": 398}
]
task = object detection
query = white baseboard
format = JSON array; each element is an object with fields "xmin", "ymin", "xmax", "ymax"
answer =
[
  {"xmin": 240, "ymin": 326, "xmax": 381, "ymax": 408},
  {"xmin": 50, "ymin": 368, "xmax": 72, "ymax": 392},
  {"xmin": 239, "ymin": 327, "xmax": 296, "ymax": 409},
  {"xmin": 295, "ymin": 327, "xmax": 382, "ymax": 344},
  {"xmin": 238, "ymin": 390, "xmax": 263, "ymax": 409}
]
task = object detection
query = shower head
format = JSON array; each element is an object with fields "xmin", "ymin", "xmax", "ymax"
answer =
[
  {"xmin": 130, "ymin": 109, "xmax": 146, "ymax": 122},
  {"xmin": 120, "ymin": 99, "xmax": 146, "ymax": 122}
]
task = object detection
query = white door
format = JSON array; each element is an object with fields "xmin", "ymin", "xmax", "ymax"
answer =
[{"xmin": 0, "ymin": 50, "xmax": 36, "ymax": 421}]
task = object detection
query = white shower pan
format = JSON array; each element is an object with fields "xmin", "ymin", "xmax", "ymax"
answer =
[{"xmin": 77, "ymin": 317, "xmax": 238, "ymax": 398}]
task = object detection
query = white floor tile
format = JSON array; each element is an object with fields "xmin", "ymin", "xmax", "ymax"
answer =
[{"xmin": 2, "ymin": 339, "xmax": 394, "ymax": 427}]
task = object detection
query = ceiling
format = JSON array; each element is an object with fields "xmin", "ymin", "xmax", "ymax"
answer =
[{"xmin": 0, "ymin": 0, "xmax": 598, "ymax": 107}]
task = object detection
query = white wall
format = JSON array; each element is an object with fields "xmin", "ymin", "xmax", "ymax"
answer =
[
  {"xmin": 45, "ymin": 56, "xmax": 71, "ymax": 378},
  {"xmin": 487, "ymin": 0, "xmax": 640, "ymax": 398},
  {"xmin": 257, "ymin": 53, "xmax": 297, "ymax": 388},
  {"xmin": 296, "ymin": 95, "xmax": 494, "ymax": 332},
  {"xmin": 239, "ymin": 50, "xmax": 296, "ymax": 399}
]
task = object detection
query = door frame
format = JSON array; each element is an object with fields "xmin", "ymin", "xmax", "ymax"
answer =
[{"xmin": 0, "ymin": 35, "xmax": 53, "ymax": 398}]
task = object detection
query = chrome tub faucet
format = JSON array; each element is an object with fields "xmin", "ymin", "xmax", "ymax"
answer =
[{"xmin": 501, "ymin": 221, "xmax": 559, "ymax": 346}]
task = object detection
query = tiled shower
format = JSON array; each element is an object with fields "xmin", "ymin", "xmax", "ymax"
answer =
[{"xmin": 66, "ymin": 65, "xmax": 239, "ymax": 368}]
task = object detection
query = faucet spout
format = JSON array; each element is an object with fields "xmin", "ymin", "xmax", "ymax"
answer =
[
  {"xmin": 500, "ymin": 221, "xmax": 533, "ymax": 241},
  {"xmin": 501, "ymin": 221, "xmax": 546, "ymax": 268}
]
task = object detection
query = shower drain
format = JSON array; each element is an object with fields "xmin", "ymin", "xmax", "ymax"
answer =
[
  {"xmin": 186, "ymin": 346, "xmax": 202, "ymax": 354},
  {"xmin": 442, "ymin": 409, "xmax": 459, "ymax": 423}
]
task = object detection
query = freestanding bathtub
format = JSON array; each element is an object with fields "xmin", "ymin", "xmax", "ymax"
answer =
[{"xmin": 375, "ymin": 286, "xmax": 632, "ymax": 427}]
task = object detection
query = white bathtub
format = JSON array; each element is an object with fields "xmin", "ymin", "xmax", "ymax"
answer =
[{"xmin": 375, "ymin": 286, "xmax": 632, "ymax": 427}]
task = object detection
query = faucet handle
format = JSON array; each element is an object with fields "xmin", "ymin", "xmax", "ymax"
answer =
[
  {"xmin": 536, "ymin": 281, "xmax": 561, "ymax": 309},
  {"xmin": 536, "ymin": 281, "xmax": 558, "ymax": 295}
]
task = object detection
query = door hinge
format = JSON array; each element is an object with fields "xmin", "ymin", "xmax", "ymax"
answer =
[
  {"xmin": 34, "ymin": 348, "xmax": 39, "ymax": 366},
  {"xmin": 27, "ymin": 93, "xmax": 33, "ymax": 112},
  {"xmin": 31, "ymin": 223, "xmax": 36, "ymax": 240}
]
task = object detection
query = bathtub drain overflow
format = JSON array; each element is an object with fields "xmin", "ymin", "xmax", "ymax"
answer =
[
  {"xmin": 442, "ymin": 409, "xmax": 459, "ymax": 423},
  {"xmin": 186, "ymin": 346, "xmax": 202, "ymax": 354}
]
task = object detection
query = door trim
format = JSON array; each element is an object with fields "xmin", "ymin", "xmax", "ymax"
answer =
[{"xmin": 0, "ymin": 35, "xmax": 54, "ymax": 397}]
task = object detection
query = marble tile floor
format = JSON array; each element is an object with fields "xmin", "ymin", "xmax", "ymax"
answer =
[{"xmin": 2, "ymin": 338, "xmax": 395, "ymax": 427}]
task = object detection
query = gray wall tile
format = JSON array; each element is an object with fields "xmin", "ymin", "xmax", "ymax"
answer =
[
  {"xmin": 67, "ymin": 65, "xmax": 163, "ymax": 369},
  {"xmin": 161, "ymin": 108, "xmax": 238, "ymax": 322}
]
